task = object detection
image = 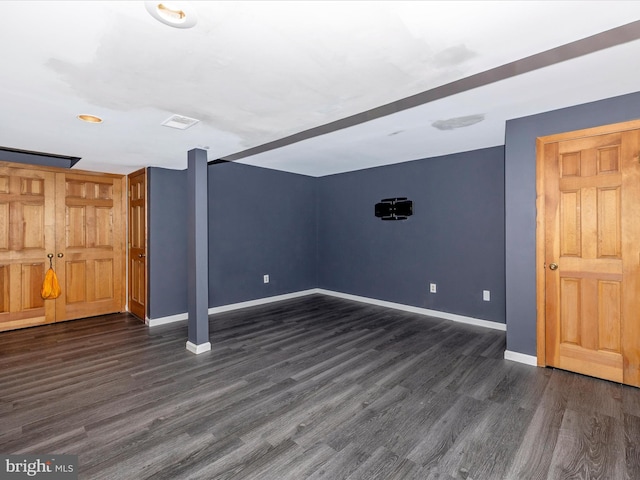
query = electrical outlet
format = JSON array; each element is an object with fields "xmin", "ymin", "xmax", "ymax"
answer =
[
  {"xmin": 263, "ymin": 274, "xmax": 269, "ymax": 284},
  {"xmin": 483, "ymin": 290, "xmax": 491, "ymax": 301},
  {"xmin": 430, "ymin": 283, "xmax": 437, "ymax": 293}
]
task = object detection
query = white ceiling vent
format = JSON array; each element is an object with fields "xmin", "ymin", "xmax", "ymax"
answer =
[{"xmin": 161, "ymin": 115, "xmax": 200, "ymax": 130}]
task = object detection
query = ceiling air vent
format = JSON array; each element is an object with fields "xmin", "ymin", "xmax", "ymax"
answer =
[
  {"xmin": 161, "ymin": 114, "xmax": 200, "ymax": 130},
  {"xmin": 432, "ymin": 114, "xmax": 484, "ymax": 131}
]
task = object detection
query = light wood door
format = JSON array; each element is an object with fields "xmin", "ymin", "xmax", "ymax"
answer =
[
  {"xmin": 54, "ymin": 172, "xmax": 125, "ymax": 322},
  {"xmin": 0, "ymin": 162, "xmax": 125, "ymax": 332},
  {"xmin": 540, "ymin": 125, "xmax": 640, "ymax": 387},
  {"xmin": 128, "ymin": 168, "xmax": 146, "ymax": 320},
  {"xmin": 0, "ymin": 166, "xmax": 56, "ymax": 331}
]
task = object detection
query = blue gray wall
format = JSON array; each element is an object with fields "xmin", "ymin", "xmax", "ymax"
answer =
[
  {"xmin": 148, "ymin": 167, "xmax": 188, "ymax": 319},
  {"xmin": 505, "ymin": 91, "xmax": 640, "ymax": 356},
  {"xmin": 149, "ymin": 148, "xmax": 505, "ymax": 324},
  {"xmin": 207, "ymin": 161, "xmax": 317, "ymax": 306},
  {"xmin": 318, "ymin": 146, "xmax": 506, "ymax": 323},
  {"xmin": 147, "ymin": 161, "xmax": 317, "ymax": 319}
]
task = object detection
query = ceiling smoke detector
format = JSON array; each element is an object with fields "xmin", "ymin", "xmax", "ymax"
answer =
[
  {"xmin": 145, "ymin": 2, "xmax": 197, "ymax": 29},
  {"xmin": 161, "ymin": 114, "xmax": 200, "ymax": 130}
]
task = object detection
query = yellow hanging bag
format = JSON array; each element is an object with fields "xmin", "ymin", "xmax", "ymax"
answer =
[{"xmin": 41, "ymin": 266, "xmax": 61, "ymax": 299}]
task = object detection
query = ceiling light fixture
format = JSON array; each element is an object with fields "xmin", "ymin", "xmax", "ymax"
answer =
[
  {"xmin": 145, "ymin": 2, "xmax": 197, "ymax": 29},
  {"xmin": 77, "ymin": 114, "xmax": 103, "ymax": 124}
]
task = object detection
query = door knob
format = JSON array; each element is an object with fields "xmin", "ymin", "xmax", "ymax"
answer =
[
  {"xmin": 138, "ymin": 254, "xmax": 146, "ymax": 258},
  {"xmin": 549, "ymin": 263, "xmax": 558, "ymax": 270},
  {"xmin": 57, "ymin": 253, "xmax": 64, "ymax": 258}
]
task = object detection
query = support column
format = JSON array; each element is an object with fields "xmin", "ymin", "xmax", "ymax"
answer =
[{"xmin": 186, "ymin": 148, "xmax": 211, "ymax": 354}]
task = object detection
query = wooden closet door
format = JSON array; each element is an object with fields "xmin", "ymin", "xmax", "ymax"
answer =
[
  {"xmin": 542, "ymin": 127, "xmax": 640, "ymax": 387},
  {"xmin": 54, "ymin": 172, "xmax": 125, "ymax": 322},
  {"xmin": 0, "ymin": 166, "xmax": 56, "ymax": 331}
]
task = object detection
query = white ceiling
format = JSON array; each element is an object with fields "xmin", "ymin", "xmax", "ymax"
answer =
[{"xmin": 1, "ymin": 1, "xmax": 639, "ymax": 176}]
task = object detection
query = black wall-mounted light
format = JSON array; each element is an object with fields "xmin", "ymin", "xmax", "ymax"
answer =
[{"xmin": 375, "ymin": 197, "xmax": 413, "ymax": 221}]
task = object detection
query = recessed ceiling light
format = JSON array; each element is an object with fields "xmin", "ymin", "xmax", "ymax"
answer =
[
  {"xmin": 77, "ymin": 114, "xmax": 103, "ymax": 124},
  {"xmin": 145, "ymin": 2, "xmax": 197, "ymax": 29}
]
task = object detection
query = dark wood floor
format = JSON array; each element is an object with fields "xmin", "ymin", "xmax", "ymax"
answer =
[{"xmin": 1, "ymin": 295, "xmax": 639, "ymax": 479}]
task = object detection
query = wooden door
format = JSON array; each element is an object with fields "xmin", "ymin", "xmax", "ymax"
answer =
[
  {"xmin": 0, "ymin": 166, "xmax": 56, "ymax": 331},
  {"xmin": 128, "ymin": 168, "xmax": 146, "ymax": 320},
  {"xmin": 538, "ymin": 123, "xmax": 640, "ymax": 387},
  {"xmin": 54, "ymin": 172, "xmax": 125, "ymax": 322}
]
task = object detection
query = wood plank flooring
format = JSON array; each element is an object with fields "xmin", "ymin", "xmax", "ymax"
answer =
[{"xmin": 1, "ymin": 294, "xmax": 639, "ymax": 479}]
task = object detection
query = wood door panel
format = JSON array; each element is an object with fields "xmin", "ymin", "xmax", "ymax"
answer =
[
  {"xmin": 557, "ymin": 343, "xmax": 623, "ymax": 383},
  {"xmin": 559, "ymin": 190, "xmax": 580, "ymax": 256},
  {"xmin": 597, "ymin": 187, "xmax": 621, "ymax": 258},
  {"xmin": 560, "ymin": 151, "xmax": 581, "ymax": 177},
  {"xmin": 598, "ymin": 280, "xmax": 621, "ymax": 352},
  {"xmin": 0, "ymin": 202, "xmax": 9, "ymax": 250},
  {"xmin": 128, "ymin": 169, "xmax": 146, "ymax": 321},
  {"xmin": 619, "ymin": 129, "xmax": 640, "ymax": 386},
  {"xmin": 559, "ymin": 277, "xmax": 581, "ymax": 345},
  {"xmin": 541, "ymin": 124, "xmax": 640, "ymax": 387},
  {"xmin": 0, "ymin": 264, "xmax": 8, "ymax": 312},
  {"xmin": 64, "ymin": 260, "xmax": 87, "ymax": 304},
  {"xmin": 94, "ymin": 259, "xmax": 114, "ymax": 300},
  {"xmin": 547, "ymin": 132, "xmax": 626, "ymax": 380},
  {"xmin": 56, "ymin": 172, "xmax": 124, "ymax": 323},
  {"xmin": 0, "ymin": 163, "xmax": 124, "ymax": 331},
  {"xmin": 21, "ymin": 262, "xmax": 46, "ymax": 310},
  {"xmin": 66, "ymin": 205, "xmax": 86, "ymax": 248},
  {"xmin": 20, "ymin": 203, "xmax": 46, "ymax": 249},
  {"xmin": 597, "ymin": 145, "xmax": 620, "ymax": 174},
  {"xmin": 130, "ymin": 257, "xmax": 144, "ymax": 305},
  {"xmin": 0, "ymin": 166, "xmax": 55, "ymax": 331},
  {"xmin": 557, "ymin": 132, "xmax": 623, "ymax": 153},
  {"xmin": 559, "ymin": 174, "xmax": 621, "ymax": 190},
  {"xmin": 95, "ymin": 207, "xmax": 114, "ymax": 247}
]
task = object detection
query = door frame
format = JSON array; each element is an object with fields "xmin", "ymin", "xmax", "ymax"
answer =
[{"xmin": 535, "ymin": 118, "xmax": 640, "ymax": 366}]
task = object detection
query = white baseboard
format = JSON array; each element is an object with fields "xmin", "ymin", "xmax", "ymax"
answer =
[
  {"xmin": 207, "ymin": 289, "xmax": 318, "ymax": 315},
  {"xmin": 186, "ymin": 341, "xmax": 211, "ymax": 354},
  {"xmin": 504, "ymin": 350, "xmax": 537, "ymax": 366},
  {"xmin": 316, "ymin": 289, "xmax": 506, "ymax": 331},
  {"xmin": 146, "ymin": 312, "xmax": 188, "ymax": 327},
  {"xmin": 147, "ymin": 288, "xmax": 506, "ymax": 333},
  {"xmin": 146, "ymin": 289, "xmax": 318, "ymax": 327}
]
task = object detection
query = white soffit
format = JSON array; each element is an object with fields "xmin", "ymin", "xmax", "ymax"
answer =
[{"xmin": 236, "ymin": 38, "xmax": 640, "ymax": 177}]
